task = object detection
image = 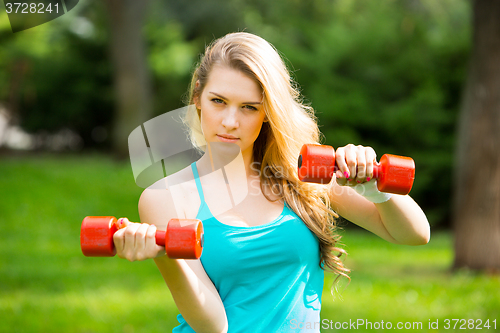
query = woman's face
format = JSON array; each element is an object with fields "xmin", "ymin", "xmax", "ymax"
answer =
[{"xmin": 196, "ymin": 65, "xmax": 267, "ymax": 161}]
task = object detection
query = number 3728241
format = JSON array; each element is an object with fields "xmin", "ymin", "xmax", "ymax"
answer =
[
  {"xmin": 5, "ymin": 2, "xmax": 60, "ymax": 14},
  {"xmin": 444, "ymin": 319, "xmax": 497, "ymax": 330}
]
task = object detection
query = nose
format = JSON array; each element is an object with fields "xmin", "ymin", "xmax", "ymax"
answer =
[{"xmin": 221, "ymin": 106, "xmax": 239, "ymax": 129}]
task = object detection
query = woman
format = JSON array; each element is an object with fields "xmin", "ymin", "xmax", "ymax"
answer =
[{"xmin": 113, "ymin": 32, "xmax": 430, "ymax": 332}]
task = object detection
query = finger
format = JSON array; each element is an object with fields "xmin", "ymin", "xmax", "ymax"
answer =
[
  {"xmin": 345, "ymin": 146, "xmax": 358, "ymax": 181},
  {"xmin": 116, "ymin": 217, "xmax": 131, "ymax": 230},
  {"xmin": 113, "ymin": 228, "xmax": 126, "ymax": 255},
  {"xmin": 332, "ymin": 147, "xmax": 342, "ymax": 179},
  {"xmin": 123, "ymin": 222, "xmax": 141, "ymax": 252},
  {"xmin": 135, "ymin": 223, "xmax": 150, "ymax": 252},
  {"xmin": 356, "ymin": 146, "xmax": 367, "ymax": 183},
  {"xmin": 144, "ymin": 224, "xmax": 157, "ymax": 253},
  {"xmin": 335, "ymin": 148, "xmax": 349, "ymax": 179},
  {"xmin": 365, "ymin": 148, "xmax": 377, "ymax": 181}
]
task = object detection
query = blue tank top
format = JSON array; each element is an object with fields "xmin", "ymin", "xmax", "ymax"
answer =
[{"xmin": 172, "ymin": 162, "xmax": 324, "ymax": 332}]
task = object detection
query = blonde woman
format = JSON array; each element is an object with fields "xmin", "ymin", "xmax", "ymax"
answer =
[{"xmin": 113, "ymin": 32, "xmax": 430, "ymax": 332}]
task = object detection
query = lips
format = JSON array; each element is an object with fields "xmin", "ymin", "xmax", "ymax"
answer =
[
  {"xmin": 217, "ymin": 134, "xmax": 239, "ymax": 140},
  {"xmin": 217, "ymin": 134, "xmax": 239, "ymax": 142}
]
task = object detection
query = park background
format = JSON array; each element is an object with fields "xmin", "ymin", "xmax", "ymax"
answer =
[{"xmin": 0, "ymin": 0, "xmax": 499, "ymax": 332}]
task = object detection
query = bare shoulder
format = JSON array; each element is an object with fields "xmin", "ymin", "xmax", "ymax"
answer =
[{"xmin": 138, "ymin": 165, "xmax": 199, "ymax": 228}]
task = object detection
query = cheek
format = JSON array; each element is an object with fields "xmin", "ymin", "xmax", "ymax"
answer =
[
  {"xmin": 246, "ymin": 119, "xmax": 265, "ymax": 141},
  {"xmin": 251, "ymin": 114, "xmax": 266, "ymax": 134},
  {"xmin": 200, "ymin": 109, "xmax": 220, "ymax": 137},
  {"xmin": 253, "ymin": 121, "xmax": 264, "ymax": 134}
]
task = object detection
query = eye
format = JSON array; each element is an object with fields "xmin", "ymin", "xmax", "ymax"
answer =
[
  {"xmin": 211, "ymin": 98, "xmax": 224, "ymax": 104},
  {"xmin": 243, "ymin": 105, "xmax": 258, "ymax": 111}
]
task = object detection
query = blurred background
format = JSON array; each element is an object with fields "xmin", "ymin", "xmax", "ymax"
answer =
[{"xmin": 1, "ymin": 0, "xmax": 498, "ymax": 332}]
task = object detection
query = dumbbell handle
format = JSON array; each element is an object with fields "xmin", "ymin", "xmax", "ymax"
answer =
[
  {"xmin": 80, "ymin": 216, "xmax": 204, "ymax": 259},
  {"xmin": 298, "ymin": 144, "xmax": 415, "ymax": 195},
  {"xmin": 113, "ymin": 217, "xmax": 169, "ymax": 247},
  {"xmin": 298, "ymin": 154, "xmax": 393, "ymax": 179}
]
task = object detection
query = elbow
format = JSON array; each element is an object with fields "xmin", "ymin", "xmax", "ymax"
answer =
[
  {"xmin": 214, "ymin": 320, "xmax": 228, "ymax": 333},
  {"xmin": 208, "ymin": 321, "xmax": 228, "ymax": 333},
  {"xmin": 407, "ymin": 212, "xmax": 431, "ymax": 246},
  {"xmin": 414, "ymin": 233, "xmax": 430, "ymax": 246},
  {"xmin": 422, "ymin": 229, "xmax": 431, "ymax": 245},
  {"xmin": 393, "ymin": 225, "xmax": 430, "ymax": 246},
  {"xmin": 409, "ymin": 226, "xmax": 431, "ymax": 246},
  {"xmin": 419, "ymin": 219, "xmax": 431, "ymax": 245},
  {"xmin": 189, "ymin": 314, "xmax": 228, "ymax": 333},
  {"xmin": 210, "ymin": 310, "xmax": 229, "ymax": 333}
]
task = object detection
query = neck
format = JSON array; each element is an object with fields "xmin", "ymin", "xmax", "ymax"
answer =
[{"xmin": 196, "ymin": 142, "xmax": 258, "ymax": 181}]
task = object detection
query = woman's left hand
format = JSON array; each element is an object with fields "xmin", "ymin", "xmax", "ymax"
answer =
[
  {"xmin": 330, "ymin": 144, "xmax": 430, "ymax": 245},
  {"xmin": 334, "ymin": 144, "xmax": 377, "ymax": 186}
]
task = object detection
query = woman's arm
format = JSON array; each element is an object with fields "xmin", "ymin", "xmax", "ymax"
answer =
[
  {"xmin": 153, "ymin": 257, "xmax": 228, "ymax": 333},
  {"xmin": 329, "ymin": 182, "xmax": 430, "ymax": 245},
  {"xmin": 328, "ymin": 144, "xmax": 430, "ymax": 245},
  {"xmin": 113, "ymin": 187, "xmax": 228, "ymax": 333}
]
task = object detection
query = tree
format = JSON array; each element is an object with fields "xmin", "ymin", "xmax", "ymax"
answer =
[
  {"xmin": 105, "ymin": 0, "xmax": 153, "ymax": 157},
  {"xmin": 453, "ymin": 0, "xmax": 500, "ymax": 272}
]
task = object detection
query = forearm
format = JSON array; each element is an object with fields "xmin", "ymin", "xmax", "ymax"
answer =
[
  {"xmin": 374, "ymin": 194, "xmax": 430, "ymax": 245},
  {"xmin": 154, "ymin": 256, "xmax": 228, "ymax": 333}
]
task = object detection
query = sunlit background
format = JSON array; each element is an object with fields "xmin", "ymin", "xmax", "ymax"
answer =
[{"xmin": 1, "ymin": 0, "xmax": 498, "ymax": 332}]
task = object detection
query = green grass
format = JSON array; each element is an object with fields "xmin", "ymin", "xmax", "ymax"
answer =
[
  {"xmin": 321, "ymin": 230, "xmax": 499, "ymax": 332},
  {"xmin": 0, "ymin": 154, "xmax": 498, "ymax": 332}
]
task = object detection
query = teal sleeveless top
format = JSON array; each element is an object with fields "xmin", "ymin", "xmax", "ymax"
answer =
[{"xmin": 172, "ymin": 162, "xmax": 324, "ymax": 332}]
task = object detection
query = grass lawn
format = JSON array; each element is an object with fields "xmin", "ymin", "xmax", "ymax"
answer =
[{"xmin": 0, "ymin": 153, "xmax": 498, "ymax": 332}]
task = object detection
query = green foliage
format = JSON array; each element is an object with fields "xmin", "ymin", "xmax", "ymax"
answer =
[
  {"xmin": 243, "ymin": 0, "xmax": 471, "ymax": 227},
  {"xmin": 0, "ymin": 0, "xmax": 472, "ymax": 226},
  {"xmin": 1, "ymin": 156, "xmax": 498, "ymax": 332},
  {"xmin": 0, "ymin": 1, "xmax": 113, "ymax": 148},
  {"xmin": 142, "ymin": 0, "xmax": 471, "ymax": 226},
  {"xmin": 145, "ymin": 19, "xmax": 198, "ymax": 113},
  {"xmin": 18, "ymin": 33, "xmax": 114, "ymax": 142}
]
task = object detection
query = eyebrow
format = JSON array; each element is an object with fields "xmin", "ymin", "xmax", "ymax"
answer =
[{"xmin": 208, "ymin": 92, "xmax": 262, "ymax": 105}]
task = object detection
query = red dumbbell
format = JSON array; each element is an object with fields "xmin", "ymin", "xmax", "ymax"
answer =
[
  {"xmin": 297, "ymin": 144, "xmax": 415, "ymax": 195},
  {"xmin": 80, "ymin": 216, "xmax": 204, "ymax": 259}
]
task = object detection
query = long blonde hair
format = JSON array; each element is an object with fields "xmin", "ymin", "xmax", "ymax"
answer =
[{"xmin": 183, "ymin": 32, "xmax": 349, "ymax": 284}]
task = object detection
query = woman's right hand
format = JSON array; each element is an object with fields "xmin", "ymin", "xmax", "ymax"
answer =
[{"xmin": 113, "ymin": 218, "xmax": 166, "ymax": 262}]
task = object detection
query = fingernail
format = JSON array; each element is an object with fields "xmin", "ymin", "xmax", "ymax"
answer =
[
  {"xmin": 344, "ymin": 171, "xmax": 349, "ymax": 178},
  {"xmin": 366, "ymin": 177, "xmax": 371, "ymax": 182}
]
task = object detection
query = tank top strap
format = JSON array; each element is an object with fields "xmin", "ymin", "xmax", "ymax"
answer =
[{"xmin": 190, "ymin": 162, "xmax": 206, "ymax": 204}]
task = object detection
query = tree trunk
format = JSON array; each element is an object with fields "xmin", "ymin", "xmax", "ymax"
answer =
[
  {"xmin": 453, "ymin": 0, "xmax": 500, "ymax": 272},
  {"xmin": 105, "ymin": 0, "xmax": 152, "ymax": 158}
]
